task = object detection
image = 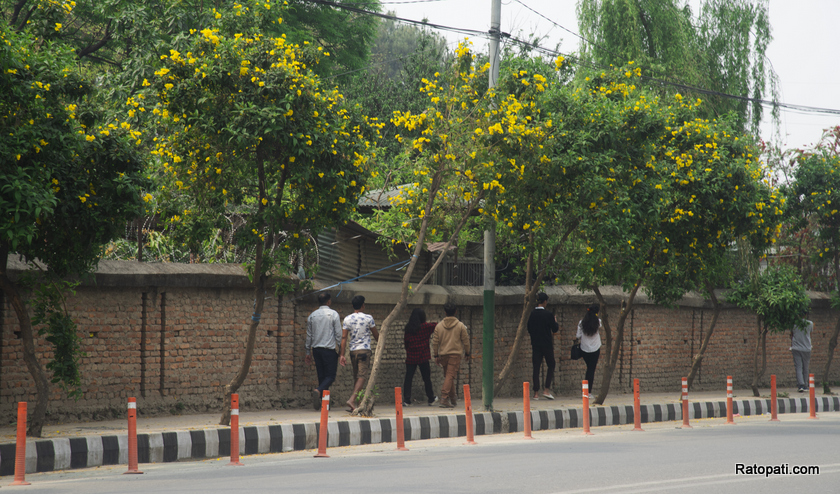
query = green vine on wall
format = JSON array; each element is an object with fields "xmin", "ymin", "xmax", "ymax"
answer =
[{"xmin": 29, "ymin": 279, "xmax": 85, "ymax": 400}]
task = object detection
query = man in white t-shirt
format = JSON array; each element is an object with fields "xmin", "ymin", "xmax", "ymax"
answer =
[{"xmin": 340, "ymin": 295, "xmax": 378, "ymax": 411}]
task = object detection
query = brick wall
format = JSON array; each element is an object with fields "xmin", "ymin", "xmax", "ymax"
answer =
[{"xmin": 2, "ymin": 261, "xmax": 838, "ymax": 423}]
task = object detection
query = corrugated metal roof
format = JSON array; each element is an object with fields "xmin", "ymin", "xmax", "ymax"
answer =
[{"xmin": 315, "ymin": 222, "xmax": 432, "ymax": 284}]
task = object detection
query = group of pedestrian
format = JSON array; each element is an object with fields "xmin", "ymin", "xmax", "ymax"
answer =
[
  {"xmin": 305, "ymin": 293, "xmax": 470, "ymax": 411},
  {"xmin": 307, "ymin": 291, "xmax": 815, "ymax": 409},
  {"xmin": 527, "ymin": 293, "xmax": 602, "ymax": 400},
  {"xmin": 305, "ymin": 292, "xmax": 378, "ymax": 412}
]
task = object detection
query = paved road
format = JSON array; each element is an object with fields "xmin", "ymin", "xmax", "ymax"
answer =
[{"xmin": 5, "ymin": 414, "xmax": 838, "ymax": 493}]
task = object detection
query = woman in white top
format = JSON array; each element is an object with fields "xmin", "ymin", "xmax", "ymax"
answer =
[{"xmin": 575, "ymin": 304, "xmax": 602, "ymax": 397}]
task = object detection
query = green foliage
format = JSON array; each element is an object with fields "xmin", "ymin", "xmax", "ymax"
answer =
[
  {"xmin": 280, "ymin": 0, "xmax": 381, "ymax": 78},
  {"xmin": 29, "ymin": 278, "xmax": 85, "ymax": 399},
  {"xmin": 1, "ymin": 13, "xmax": 145, "ymax": 405},
  {"xmin": 1, "ymin": 21, "xmax": 147, "ymax": 275},
  {"xmin": 370, "ymin": 43, "xmax": 565, "ymax": 260},
  {"xmin": 138, "ymin": 0, "xmax": 378, "ymax": 287},
  {"xmin": 365, "ymin": 13, "xmax": 448, "ymax": 80},
  {"xmin": 778, "ymin": 146, "xmax": 840, "ymax": 292},
  {"xmin": 577, "ymin": 0, "xmax": 778, "ymax": 135},
  {"xmin": 549, "ymin": 65, "xmax": 781, "ymax": 305},
  {"xmin": 726, "ymin": 265, "xmax": 810, "ymax": 333},
  {"xmin": 343, "ymin": 20, "xmax": 449, "ymax": 166}
]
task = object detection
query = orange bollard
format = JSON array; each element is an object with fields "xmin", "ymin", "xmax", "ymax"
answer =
[
  {"xmin": 523, "ymin": 382, "xmax": 534, "ymax": 439},
  {"xmin": 11, "ymin": 401, "xmax": 30, "ymax": 486},
  {"xmin": 125, "ymin": 397, "xmax": 143, "ymax": 474},
  {"xmin": 464, "ymin": 384, "xmax": 477, "ymax": 445},
  {"xmin": 582, "ymin": 380, "xmax": 593, "ymax": 435},
  {"xmin": 632, "ymin": 379, "xmax": 644, "ymax": 431},
  {"xmin": 770, "ymin": 374, "xmax": 780, "ymax": 422},
  {"xmin": 314, "ymin": 390, "xmax": 330, "ymax": 457},
  {"xmin": 229, "ymin": 393, "xmax": 244, "ymax": 465},
  {"xmin": 809, "ymin": 374, "xmax": 818, "ymax": 419},
  {"xmin": 725, "ymin": 376, "xmax": 735, "ymax": 425},
  {"xmin": 395, "ymin": 387, "xmax": 409, "ymax": 451},
  {"xmin": 681, "ymin": 377, "xmax": 692, "ymax": 429}
]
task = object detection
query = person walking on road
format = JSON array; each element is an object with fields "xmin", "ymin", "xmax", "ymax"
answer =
[
  {"xmin": 305, "ymin": 292, "xmax": 344, "ymax": 410},
  {"xmin": 432, "ymin": 302, "xmax": 470, "ymax": 408},
  {"xmin": 340, "ymin": 295, "xmax": 378, "ymax": 412},
  {"xmin": 403, "ymin": 308, "xmax": 438, "ymax": 406},
  {"xmin": 527, "ymin": 292, "xmax": 559, "ymax": 400},
  {"xmin": 576, "ymin": 304, "xmax": 602, "ymax": 398},
  {"xmin": 791, "ymin": 312, "xmax": 813, "ymax": 392}
]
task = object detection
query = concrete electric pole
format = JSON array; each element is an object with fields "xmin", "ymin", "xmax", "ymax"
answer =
[{"xmin": 483, "ymin": 0, "xmax": 501, "ymax": 411}]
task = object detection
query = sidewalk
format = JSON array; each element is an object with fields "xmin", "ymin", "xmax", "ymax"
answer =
[{"xmin": 1, "ymin": 387, "xmax": 836, "ymax": 476}]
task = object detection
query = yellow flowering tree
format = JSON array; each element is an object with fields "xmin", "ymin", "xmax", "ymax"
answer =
[
  {"xmin": 356, "ymin": 46, "xmax": 572, "ymax": 414},
  {"xmin": 561, "ymin": 66, "xmax": 781, "ymax": 404},
  {"xmin": 1, "ymin": 18, "xmax": 147, "ymax": 436},
  {"xmin": 460, "ymin": 54, "xmax": 591, "ymax": 394},
  {"xmin": 138, "ymin": 0, "xmax": 378, "ymax": 424},
  {"xmin": 780, "ymin": 147, "xmax": 840, "ymax": 392},
  {"xmin": 351, "ymin": 42, "xmax": 492, "ymax": 416}
]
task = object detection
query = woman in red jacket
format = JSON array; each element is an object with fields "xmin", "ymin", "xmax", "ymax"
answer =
[{"xmin": 402, "ymin": 308, "xmax": 438, "ymax": 406}]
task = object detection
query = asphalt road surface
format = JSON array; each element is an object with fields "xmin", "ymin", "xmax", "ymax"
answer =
[{"xmin": 5, "ymin": 414, "xmax": 838, "ymax": 493}]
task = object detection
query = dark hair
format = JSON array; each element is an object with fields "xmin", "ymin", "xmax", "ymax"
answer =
[
  {"xmin": 443, "ymin": 302, "xmax": 457, "ymax": 317},
  {"xmin": 404, "ymin": 308, "xmax": 426, "ymax": 334},
  {"xmin": 581, "ymin": 304, "xmax": 600, "ymax": 336},
  {"xmin": 536, "ymin": 292, "xmax": 548, "ymax": 304},
  {"xmin": 317, "ymin": 292, "xmax": 331, "ymax": 305},
  {"xmin": 352, "ymin": 295, "xmax": 365, "ymax": 310}
]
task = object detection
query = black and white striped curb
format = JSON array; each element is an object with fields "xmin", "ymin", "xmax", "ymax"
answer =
[{"xmin": 2, "ymin": 396, "xmax": 838, "ymax": 475}]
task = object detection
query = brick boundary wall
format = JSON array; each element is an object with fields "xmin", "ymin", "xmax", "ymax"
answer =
[{"xmin": 2, "ymin": 259, "xmax": 839, "ymax": 423}]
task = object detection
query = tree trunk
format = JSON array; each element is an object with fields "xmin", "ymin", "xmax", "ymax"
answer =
[
  {"xmin": 750, "ymin": 318, "xmax": 767, "ymax": 397},
  {"xmin": 220, "ymin": 154, "xmax": 271, "ymax": 425},
  {"xmin": 593, "ymin": 282, "xmax": 640, "ymax": 405},
  {"xmin": 220, "ymin": 243, "xmax": 266, "ymax": 425},
  {"xmin": 822, "ymin": 316, "xmax": 840, "ymax": 394},
  {"xmin": 493, "ymin": 224, "xmax": 575, "ymax": 395},
  {"xmin": 0, "ymin": 248, "xmax": 51, "ymax": 437},
  {"xmin": 685, "ymin": 281, "xmax": 721, "ymax": 391},
  {"xmin": 353, "ymin": 174, "xmax": 478, "ymax": 417},
  {"xmin": 493, "ymin": 253, "xmax": 537, "ymax": 395}
]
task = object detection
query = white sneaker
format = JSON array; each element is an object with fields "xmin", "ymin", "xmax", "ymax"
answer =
[
  {"xmin": 543, "ymin": 391, "xmax": 555, "ymax": 400},
  {"xmin": 429, "ymin": 396, "xmax": 439, "ymax": 406}
]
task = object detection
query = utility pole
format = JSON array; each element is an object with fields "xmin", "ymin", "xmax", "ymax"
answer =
[{"xmin": 483, "ymin": 0, "xmax": 501, "ymax": 411}]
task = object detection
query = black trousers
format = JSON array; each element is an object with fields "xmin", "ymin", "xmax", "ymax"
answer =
[
  {"xmin": 312, "ymin": 347, "xmax": 338, "ymax": 392},
  {"xmin": 403, "ymin": 361, "xmax": 435, "ymax": 403},
  {"xmin": 531, "ymin": 344, "xmax": 556, "ymax": 391},
  {"xmin": 582, "ymin": 348, "xmax": 600, "ymax": 393}
]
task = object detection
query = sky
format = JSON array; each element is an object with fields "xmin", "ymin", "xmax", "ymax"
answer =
[{"xmin": 386, "ymin": 0, "xmax": 840, "ymax": 152}]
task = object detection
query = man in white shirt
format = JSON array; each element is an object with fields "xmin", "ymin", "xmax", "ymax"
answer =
[{"xmin": 340, "ymin": 295, "xmax": 378, "ymax": 412}]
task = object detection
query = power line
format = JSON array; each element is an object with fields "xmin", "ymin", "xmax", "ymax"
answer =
[
  {"xmin": 306, "ymin": 0, "xmax": 840, "ymax": 118},
  {"xmin": 381, "ymin": 0, "xmax": 447, "ymax": 4},
  {"xmin": 303, "ymin": 0, "xmax": 491, "ymax": 39},
  {"xmin": 326, "ymin": 37, "xmax": 459, "ymax": 80}
]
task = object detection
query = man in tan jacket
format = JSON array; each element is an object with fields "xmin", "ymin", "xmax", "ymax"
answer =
[{"xmin": 431, "ymin": 302, "xmax": 470, "ymax": 408}]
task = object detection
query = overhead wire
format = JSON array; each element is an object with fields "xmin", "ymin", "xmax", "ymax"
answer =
[{"xmin": 304, "ymin": 0, "xmax": 840, "ymax": 118}]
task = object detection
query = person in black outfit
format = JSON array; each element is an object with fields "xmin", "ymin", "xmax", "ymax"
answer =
[{"xmin": 527, "ymin": 292, "xmax": 559, "ymax": 400}]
